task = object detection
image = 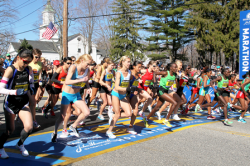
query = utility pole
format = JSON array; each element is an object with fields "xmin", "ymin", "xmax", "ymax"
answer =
[{"xmin": 63, "ymin": 0, "xmax": 68, "ymax": 58}]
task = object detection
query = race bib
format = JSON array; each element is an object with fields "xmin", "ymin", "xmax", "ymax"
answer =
[
  {"xmin": 15, "ymin": 84, "xmax": 28, "ymax": 92},
  {"xmin": 121, "ymin": 80, "xmax": 129, "ymax": 88},
  {"xmin": 34, "ymin": 74, "xmax": 39, "ymax": 81},
  {"xmin": 73, "ymin": 82, "xmax": 82, "ymax": 88},
  {"xmin": 61, "ymin": 77, "xmax": 65, "ymax": 82},
  {"xmin": 222, "ymin": 81, "xmax": 228, "ymax": 88},
  {"xmin": 107, "ymin": 74, "xmax": 113, "ymax": 80},
  {"xmin": 144, "ymin": 80, "xmax": 151, "ymax": 87},
  {"xmin": 132, "ymin": 80, "xmax": 139, "ymax": 87},
  {"xmin": 166, "ymin": 80, "xmax": 174, "ymax": 88},
  {"xmin": 172, "ymin": 83, "xmax": 177, "ymax": 91},
  {"xmin": 81, "ymin": 82, "xmax": 86, "ymax": 87},
  {"xmin": 181, "ymin": 81, "xmax": 187, "ymax": 87}
]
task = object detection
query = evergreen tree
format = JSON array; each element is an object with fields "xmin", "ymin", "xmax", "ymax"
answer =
[
  {"xmin": 142, "ymin": 0, "xmax": 193, "ymax": 62},
  {"xmin": 20, "ymin": 39, "xmax": 33, "ymax": 52},
  {"xmin": 185, "ymin": 0, "xmax": 250, "ymax": 67},
  {"xmin": 110, "ymin": 0, "xmax": 145, "ymax": 62}
]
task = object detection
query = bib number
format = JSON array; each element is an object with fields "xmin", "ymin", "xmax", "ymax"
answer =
[
  {"xmin": 132, "ymin": 80, "xmax": 139, "ymax": 87},
  {"xmin": 121, "ymin": 81, "xmax": 129, "ymax": 88},
  {"xmin": 144, "ymin": 80, "xmax": 151, "ymax": 87},
  {"xmin": 34, "ymin": 74, "xmax": 39, "ymax": 82},
  {"xmin": 61, "ymin": 77, "xmax": 65, "ymax": 82},
  {"xmin": 172, "ymin": 83, "xmax": 177, "ymax": 91},
  {"xmin": 222, "ymin": 81, "xmax": 228, "ymax": 88},
  {"xmin": 166, "ymin": 80, "xmax": 174, "ymax": 88},
  {"xmin": 15, "ymin": 84, "xmax": 28, "ymax": 92},
  {"xmin": 107, "ymin": 74, "xmax": 113, "ymax": 80}
]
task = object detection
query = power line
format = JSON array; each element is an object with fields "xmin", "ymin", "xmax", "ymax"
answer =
[
  {"xmin": 3, "ymin": 0, "xmax": 221, "ymax": 38},
  {"xmin": 0, "ymin": 3, "xmax": 46, "ymax": 30}
]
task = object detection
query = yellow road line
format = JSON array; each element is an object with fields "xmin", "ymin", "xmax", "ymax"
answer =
[
  {"xmin": 53, "ymin": 121, "xmax": 218, "ymax": 166},
  {"xmin": 5, "ymin": 148, "xmax": 73, "ymax": 161}
]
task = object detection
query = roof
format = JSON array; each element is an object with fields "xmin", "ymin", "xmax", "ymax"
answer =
[
  {"xmin": 43, "ymin": 0, "xmax": 55, "ymax": 13},
  {"xmin": 97, "ymin": 49, "xmax": 109, "ymax": 57},
  {"xmin": 11, "ymin": 40, "xmax": 59, "ymax": 53},
  {"xmin": 68, "ymin": 33, "xmax": 81, "ymax": 42}
]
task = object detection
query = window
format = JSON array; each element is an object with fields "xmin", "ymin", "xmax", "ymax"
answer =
[{"xmin": 78, "ymin": 48, "xmax": 81, "ymax": 53}]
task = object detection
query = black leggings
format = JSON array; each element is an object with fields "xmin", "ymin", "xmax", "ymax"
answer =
[{"xmin": 0, "ymin": 109, "xmax": 32, "ymax": 148}]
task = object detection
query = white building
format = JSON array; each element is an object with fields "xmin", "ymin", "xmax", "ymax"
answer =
[{"xmin": 7, "ymin": 0, "xmax": 105, "ymax": 63}]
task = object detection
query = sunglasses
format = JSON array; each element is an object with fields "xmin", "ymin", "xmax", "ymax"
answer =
[
  {"xmin": 153, "ymin": 65, "xmax": 156, "ymax": 67},
  {"xmin": 21, "ymin": 58, "xmax": 31, "ymax": 64},
  {"xmin": 187, "ymin": 68, "xmax": 191, "ymax": 69},
  {"xmin": 67, "ymin": 63, "xmax": 72, "ymax": 65},
  {"xmin": 35, "ymin": 56, "xmax": 40, "ymax": 59},
  {"xmin": 72, "ymin": 60, "xmax": 75, "ymax": 62}
]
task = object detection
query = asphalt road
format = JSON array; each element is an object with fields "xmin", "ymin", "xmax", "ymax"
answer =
[{"xmin": 0, "ymin": 92, "xmax": 250, "ymax": 166}]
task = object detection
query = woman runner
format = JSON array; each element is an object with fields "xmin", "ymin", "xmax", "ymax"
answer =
[
  {"xmin": 0, "ymin": 47, "xmax": 34, "ymax": 158},
  {"xmin": 51, "ymin": 54, "xmax": 92, "ymax": 142}
]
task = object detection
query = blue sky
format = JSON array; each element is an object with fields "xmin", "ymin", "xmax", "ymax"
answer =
[
  {"xmin": 4, "ymin": 0, "xmax": 45, "ymax": 41},
  {"xmin": 4, "ymin": 0, "xmax": 78, "ymax": 41}
]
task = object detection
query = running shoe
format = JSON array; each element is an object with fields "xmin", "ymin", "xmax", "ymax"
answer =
[
  {"xmin": 79, "ymin": 121, "xmax": 85, "ymax": 126},
  {"xmin": 69, "ymin": 125, "xmax": 79, "ymax": 137},
  {"xmin": 97, "ymin": 115, "xmax": 105, "ymax": 121},
  {"xmin": 195, "ymin": 104, "xmax": 199, "ymax": 112},
  {"xmin": 156, "ymin": 111, "xmax": 162, "ymax": 120},
  {"xmin": 106, "ymin": 131, "xmax": 116, "ymax": 139},
  {"xmin": 51, "ymin": 133, "xmax": 57, "ymax": 142},
  {"xmin": 142, "ymin": 118, "xmax": 149, "ymax": 128},
  {"xmin": 0, "ymin": 148, "xmax": 9, "ymax": 159},
  {"xmin": 50, "ymin": 110, "xmax": 55, "ymax": 116},
  {"xmin": 61, "ymin": 129, "xmax": 69, "ymax": 138},
  {"xmin": 54, "ymin": 106, "xmax": 58, "ymax": 110},
  {"xmin": 127, "ymin": 127, "xmax": 137, "ymax": 135},
  {"xmin": 207, "ymin": 115, "xmax": 216, "ymax": 120},
  {"xmin": 42, "ymin": 108, "xmax": 49, "ymax": 119},
  {"xmin": 224, "ymin": 119, "xmax": 233, "ymax": 125},
  {"xmin": 163, "ymin": 119, "xmax": 172, "ymax": 127},
  {"xmin": 33, "ymin": 121, "xmax": 41, "ymax": 129},
  {"xmin": 172, "ymin": 114, "xmax": 181, "ymax": 120},
  {"xmin": 16, "ymin": 144, "xmax": 29, "ymax": 157},
  {"xmin": 139, "ymin": 111, "xmax": 146, "ymax": 118},
  {"xmin": 227, "ymin": 103, "xmax": 232, "ymax": 109},
  {"xmin": 219, "ymin": 107, "xmax": 223, "ymax": 113},
  {"xmin": 238, "ymin": 118, "xmax": 247, "ymax": 123}
]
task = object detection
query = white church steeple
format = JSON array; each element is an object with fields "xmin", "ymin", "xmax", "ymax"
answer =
[{"xmin": 39, "ymin": 0, "xmax": 58, "ymax": 42}]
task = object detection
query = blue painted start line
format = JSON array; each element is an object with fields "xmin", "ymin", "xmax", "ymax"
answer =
[{"xmin": 2, "ymin": 111, "xmax": 244, "ymax": 165}]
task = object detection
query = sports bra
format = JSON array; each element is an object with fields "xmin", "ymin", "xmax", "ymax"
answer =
[
  {"xmin": 104, "ymin": 69, "xmax": 113, "ymax": 82},
  {"xmin": 68, "ymin": 65, "xmax": 88, "ymax": 89}
]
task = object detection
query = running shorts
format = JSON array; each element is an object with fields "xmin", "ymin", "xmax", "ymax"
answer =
[
  {"xmin": 99, "ymin": 86, "xmax": 111, "ymax": 94},
  {"xmin": 92, "ymin": 81, "xmax": 100, "ymax": 89},
  {"xmin": 4, "ymin": 95, "xmax": 29, "ymax": 114},
  {"xmin": 157, "ymin": 86, "xmax": 169, "ymax": 96},
  {"xmin": 46, "ymin": 84, "xmax": 52, "ymax": 92},
  {"xmin": 51, "ymin": 87, "xmax": 62, "ymax": 94},
  {"xmin": 236, "ymin": 90, "xmax": 247, "ymax": 99},
  {"xmin": 111, "ymin": 90, "xmax": 126, "ymax": 100},
  {"xmin": 61, "ymin": 91, "xmax": 82, "ymax": 105},
  {"xmin": 191, "ymin": 87, "xmax": 199, "ymax": 94}
]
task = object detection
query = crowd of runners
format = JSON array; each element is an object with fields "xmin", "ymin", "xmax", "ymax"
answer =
[{"xmin": 0, "ymin": 47, "xmax": 249, "ymax": 159}]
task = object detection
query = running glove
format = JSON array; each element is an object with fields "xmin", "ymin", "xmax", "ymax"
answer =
[{"xmin": 16, "ymin": 89, "xmax": 25, "ymax": 95}]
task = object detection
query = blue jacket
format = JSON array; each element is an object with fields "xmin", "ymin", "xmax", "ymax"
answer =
[{"xmin": 3, "ymin": 59, "xmax": 12, "ymax": 69}]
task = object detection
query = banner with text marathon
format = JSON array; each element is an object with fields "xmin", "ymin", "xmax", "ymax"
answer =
[{"xmin": 240, "ymin": 10, "xmax": 250, "ymax": 79}]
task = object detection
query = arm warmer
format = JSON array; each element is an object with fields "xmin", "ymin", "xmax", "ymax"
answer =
[
  {"xmin": 29, "ymin": 69, "xmax": 34, "ymax": 88},
  {"xmin": 51, "ymin": 72, "xmax": 61, "ymax": 84},
  {"xmin": 0, "ymin": 77, "xmax": 16, "ymax": 95}
]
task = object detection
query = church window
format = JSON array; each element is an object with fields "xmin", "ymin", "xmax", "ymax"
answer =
[{"xmin": 78, "ymin": 48, "xmax": 81, "ymax": 53}]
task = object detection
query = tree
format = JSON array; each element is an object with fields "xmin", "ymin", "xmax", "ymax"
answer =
[
  {"xmin": 20, "ymin": 39, "xmax": 33, "ymax": 51},
  {"xmin": 142, "ymin": 0, "xmax": 193, "ymax": 62},
  {"xmin": 75, "ymin": 0, "xmax": 110, "ymax": 54},
  {"xmin": 110, "ymin": 0, "xmax": 145, "ymax": 62},
  {"xmin": 0, "ymin": 0, "xmax": 17, "ymax": 56},
  {"xmin": 185, "ymin": 0, "xmax": 250, "ymax": 69}
]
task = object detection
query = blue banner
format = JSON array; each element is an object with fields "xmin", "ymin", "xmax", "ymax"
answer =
[{"xmin": 239, "ymin": 10, "xmax": 250, "ymax": 79}]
